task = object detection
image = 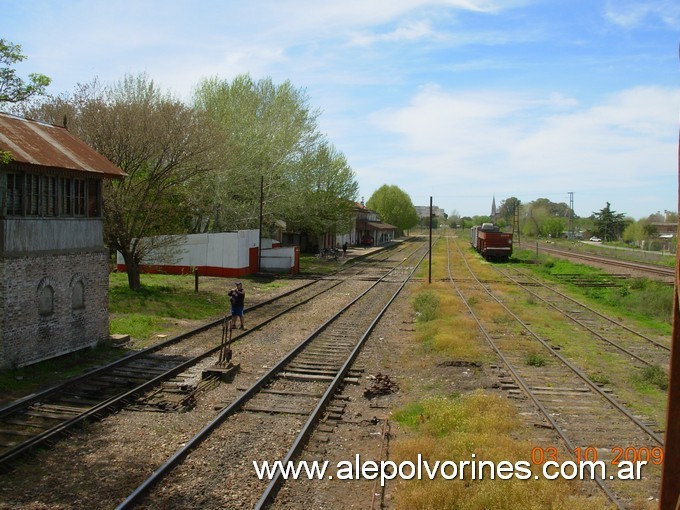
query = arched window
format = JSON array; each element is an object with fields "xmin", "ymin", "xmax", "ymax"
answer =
[
  {"xmin": 37, "ymin": 278, "xmax": 54, "ymax": 316},
  {"xmin": 72, "ymin": 280, "xmax": 85, "ymax": 309},
  {"xmin": 70, "ymin": 274, "xmax": 85, "ymax": 310}
]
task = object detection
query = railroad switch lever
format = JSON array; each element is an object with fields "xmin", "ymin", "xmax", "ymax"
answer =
[{"xmin": 203, "ymin": 316, "xmax": 240, "ymax": 381}]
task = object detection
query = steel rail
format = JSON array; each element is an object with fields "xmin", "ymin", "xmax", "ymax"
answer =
[
  {"xmin": 537, "ymin": 245, "xmax": 675, "ymax": 278},
  {"xmin": 114, "ymin": 241, "xmax": 429, "ymax": 509},
  {"xmin": 447, "ymin": 238, "xmax": 625, "ymax": 509},
  {"xmin": 494, "ymin": 267, "xmax": 669, "ymax": 366},
  {"xmin": 0, "ymin": 278, "xmax": 346, "ymax": 467},
  {"xmin": 500, "ymin": 265, "xmax": 670, "ymax": 352},
  {"xmin": 254, "ymin": 245, "xmax": 429, "ymax": 509},
  {"xmin": 459, "ymin": 239, "xmax": 664, "ymax": 445}
]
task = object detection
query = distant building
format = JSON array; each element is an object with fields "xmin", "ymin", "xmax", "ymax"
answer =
[
  {"xmin": 351, "ymin": 202, "xmax": 397, "ymax": 246},
  {"xmin": 490, "ymin": 196, "xmax": 498, "ymax": 223},
  {"xmin": 651, "ymin": 223, "xmax": 677, "ymax": 236},
  {"xmin": 0, "ymin": 113, "xmax": 126, "ymax": 368},
  {"xmin": 414, "ymin": 205, "xmax": 446, "ymax": 219}
]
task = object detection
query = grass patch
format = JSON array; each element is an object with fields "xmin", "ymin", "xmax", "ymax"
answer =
[
  {"xmin": 514, "ymin": 252, "xmax": 672, "ymax": 331},
  {"xmin": 526, "ymin": 352, "xmax": 547, "ymax": 367},
  {"xmin": 392, "ymin": 391, "xmax": 607, "ymax": 509},
  {"xmin": 589, "ymin": 372, "xmax": 612, "ymax": 386},
  {"xmin": 109, "ymin": 272, "xmax": 230, "ymax": 343},
  {"xmin": 633, "ymin": 365, "xmax": 669, "ymax": 392},
  {"xmin": 298, "ymin": 254, "xmax": 341, "ymax": 274},
  {"xmin": 412, "ymin": 281, "xmax": 493, "ymax": 362},
  {"xmin": 413, "ymin": 291, "xmax": 440, "ymax": 322}
]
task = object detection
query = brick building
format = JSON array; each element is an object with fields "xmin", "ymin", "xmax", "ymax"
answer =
[{"xmin": 0, "ymin": 113, "xmax": 125, "ymax": 368}]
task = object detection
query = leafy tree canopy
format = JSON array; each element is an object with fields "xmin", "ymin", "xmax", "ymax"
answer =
[
  {"xmin": 1, "ymin": 39, "xmax": 51, "ymax": 163},
  {"xmin": 192, "ymin": 74, "xmax": 357, "ymax": 241},
  {"xmin": 22, "ymin": 74, "xmax": 218, "ymax": 290},
  {"xmin": 0, "ymin": 39, "xmax": 51, "ymax": 104},
  {"xmin": 498, "ymin": 197, "xmax": 521, "ymax": 223},
  {"xmin": 366, "ymin": 185, "xmax": 419, "ymax": 232},
  {"xmin": 591, "ymin": 202, "xmax": 630, "ymax": 242}
]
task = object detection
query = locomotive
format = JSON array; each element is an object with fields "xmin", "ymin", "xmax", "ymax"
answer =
[{"xmin": 470, "ymin": 223, "xmax": 513, "ymax": 261}]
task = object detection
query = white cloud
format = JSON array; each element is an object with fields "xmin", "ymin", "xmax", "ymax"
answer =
[
  {"xmin": 360, "ymin": 85, "xmax": 679, "ymax": 216},
  {"xmin": 348, "ymin": 20, "xmax": 439, "ymax": 46},
  {"xmin": 604, "ymin": 0, "xmax": 680, "ymax": 28}
]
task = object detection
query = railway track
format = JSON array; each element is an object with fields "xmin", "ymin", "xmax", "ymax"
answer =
[
  {"xmin": 113, "ymin": 240, "xmax": 429, "ymax": 509},
  {"xmin": 493, "ymin": 265, "xmax": 670, "ymax": 368},
  {"xmin": 534, "ymin": 244, "xmax": 675, "ymax": 282},
  {"xmin": 0, "ymin": 241, "xmax": 417, "ymax": 470},
  {"xmin": 0, "ymin": 238, "xmax": 427, "ymax": 508},
  {"xmin": 0, "ymin": 278, "xmax": 340, "ymax": 468},
  {"xmin": 450, "ymin": 237, "xmax": 664, "ymax": 509}
]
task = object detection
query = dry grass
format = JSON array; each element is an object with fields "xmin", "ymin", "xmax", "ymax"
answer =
[
  {"xmin": 413, "ymin": 282, "xmax": 494, "ymax": 361},
  {"xmin": 392, "ymin": 392, "xmax": 612, "ymax": 510},
  {"xmin": 395, "ymin": 239, "xmax": 615, "ymax": 508}
]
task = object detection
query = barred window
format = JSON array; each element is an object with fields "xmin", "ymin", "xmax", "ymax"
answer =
[
  {"xmin": 74, "ymin": 179, "xmax": 86, "ymax": 216},
  {"xmin": 6, "ymin": 173, "xmax": 23, "ymax": 215},
  {"xmin": 26, "ymin": 174, "xmax": 40, "ymax": 215},
  {"xmin": 4, "ymin": 173, "xmax": 102, "ymax": 217},
  {"xmin": 87, "ymin": 179, "xmax": 100, "ymax": 217},
  {"xmin": 41, "ymin": 176, "xmax": 57, "ymax": 216},
  {"xmin": 59, "ymin": 177, "xmax": 72, "ymax": 215}
]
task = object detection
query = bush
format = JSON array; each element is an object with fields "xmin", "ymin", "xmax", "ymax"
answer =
[
  {"xmin": 526, "ymin": 353, "xmax": 547, "ymax": 367},
  {"xmin": 636, "ymin": 365, "xmax": 669, "ymax": 391},
  {"xmin": 413, "ymin": 291, "xmax": 440, "ymax": 322}
]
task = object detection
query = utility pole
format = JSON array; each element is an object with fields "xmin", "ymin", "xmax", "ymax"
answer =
[
  {"xmin": 428, "ymin": 196, "xmax": 432, "ymax": 284},
  {"xmin": 568, "ymin": 191, "xmax": 574, "ymax": 240},
  {"xmin": 512, "ymin": 204, "xmax": 521, "ymax": 247},
  {"xmin": 659, "ymin": 100, "xmax": 680, "ymax": 510},
  {"xmin": 258, "ymin": 175, "xmax": 263, "ymax": 273}
]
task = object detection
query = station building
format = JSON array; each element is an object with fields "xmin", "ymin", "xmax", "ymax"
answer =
[{"xmin": 0, "ymin": 113, "xmax": 126, "ymax": 368}]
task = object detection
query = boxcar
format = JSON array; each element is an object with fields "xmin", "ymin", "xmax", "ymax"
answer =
[{"xmin": 470, "ymin": 223, "xmax": 513, "ymax": 261}]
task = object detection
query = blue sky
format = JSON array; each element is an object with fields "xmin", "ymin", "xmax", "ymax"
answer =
[{"xmin": 3, "ymin": 0, "xmax": 679, "ymax": 220}]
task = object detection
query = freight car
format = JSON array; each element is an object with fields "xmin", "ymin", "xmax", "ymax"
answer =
[{"xmin": 470, "ymin": 223, "xmax": 513, "ymax": 261}]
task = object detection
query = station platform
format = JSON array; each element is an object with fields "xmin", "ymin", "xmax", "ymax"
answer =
[{"xmin": 340, "ymin": 240, "xmax": 400, "ymax": 263}]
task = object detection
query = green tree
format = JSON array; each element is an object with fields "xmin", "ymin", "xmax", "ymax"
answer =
[
  {"xmin": 542, "ymin": 217, "xmax": 565, "ymax": 238},
  {"xmin": 1, "ymin": 39, "xmax": 51, "ymax": 163},
  {"xmin": 192, "ymin": 74, "xmax": 323, "ymax": 232},
  {"xmin": 623, "ymin": 220, "xmax": 644, "ymax": 245},
  {"xmin": 498, "ymin": 197, "xmax": 521, "ymax": 224},
  {"xmin": 24, "ymin": 75, "xmax": 218, "ymax": 290},
  {"xmin": 518, "ymin": 198, "xmax": 576, "ymax": 238},
  {"xmin": 285, "ymin": 143, "xmax": 358, "ymax": 242},
  {"xmin": 0, "ymin": 39, "xmax": 51, "ymax": 104},
  {"xmin": 447, "ymin": 209, "xmax": 461, "ymax": 228},
  {"xmin": 366, "ymin": 185, "xmax": 419, "ymax": 233},
  {"xmin": 591, "ymin": 202, "xmax": 629, "ymax": 242}
]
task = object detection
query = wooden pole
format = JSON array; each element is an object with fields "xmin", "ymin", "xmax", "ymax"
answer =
[
  {"xmin": 428, "ymin": 196, "xmax": 432, "ymax": 284},
  {"xmin": 258, "ymin": 175, "xmax": 263, "ymax": 273},
  {"xmin": 659, "ymin": 76, "xmax": 680, "ymax": 510}
]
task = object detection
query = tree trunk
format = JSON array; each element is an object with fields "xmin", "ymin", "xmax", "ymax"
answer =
[{"xmin": 121, "ymin": 251, "xmax": 142, "ymax": 291}]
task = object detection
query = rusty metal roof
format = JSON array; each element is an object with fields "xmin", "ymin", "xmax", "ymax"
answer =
[
  {"xmin": 0, "ymin": 112, "xmax": 126, "ymax": 178},
  {"xmin": 367, "ymin": 221, "xmax": 397, "ymax": 230}
]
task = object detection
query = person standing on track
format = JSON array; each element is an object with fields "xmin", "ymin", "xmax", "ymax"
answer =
[{"xmin": 228, "ymin": 281, "xmax": 246, "ymax": 330}]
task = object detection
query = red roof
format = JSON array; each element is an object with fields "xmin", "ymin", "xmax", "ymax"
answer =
[{"xmin": 0, "ymin": 112, "xmax": 126, "ymax": 178}]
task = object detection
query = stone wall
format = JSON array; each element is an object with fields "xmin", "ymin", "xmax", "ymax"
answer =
[{"xmin": 0, "ymin": 249, "xmax": 109, "ymax": 368}]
